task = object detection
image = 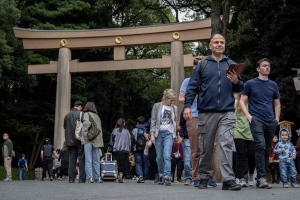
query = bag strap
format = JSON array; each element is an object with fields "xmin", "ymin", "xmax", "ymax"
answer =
[{"xmin": 79, "ymin": 112, "xmax": 82, "ymax": 121}]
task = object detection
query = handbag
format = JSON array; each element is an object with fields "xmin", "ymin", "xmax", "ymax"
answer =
[
  {"xmin": 86, "ymin": 112, "xmax": 101, "ymax": 141},
  {"xmin": 173, "ymin": 143, "xmax": 181, "ymax": 159},
  {"xmin": 172, "ymin": 105, "xmax": 181, "ymax": 133},
  {"xmin": 75, "ymin": 112, "xmax": 83, "ymax": 140}
]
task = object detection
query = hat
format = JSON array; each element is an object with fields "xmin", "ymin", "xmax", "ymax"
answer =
[{"xmin": 74, "ymin": 101, "xmax": 83, "ymax": 107}]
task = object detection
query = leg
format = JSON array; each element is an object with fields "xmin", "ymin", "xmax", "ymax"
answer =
[
  {"xmin": 148, "ymin": 145, "xmax": 158, "ymax": 174},
  {"xmin": 5, "ymin": 157, "xmax": 12, "ymax": 179},
  {"xmin": 246, "ymin": 140, "xmax": 256, "ymax": 175},
  {"xmin": 279, "ymin": 161, "xmax": 288, "ymax": 184},
  {"xmin": 176, "ymin": 159, "xmax": 183, "ymax": 180},
  {"xmin": 78, "ymin": 145, "xmax": 86, "ymax": 182},
  {"xmin": 19, "ymin": 168, "xmax": 22, "ymax": 180},
  {"xmin": 84, "ymin": 142, "xmax": 93, "ymax": 180},
  {"xmin": 42, "ymin": 159, "xmax": 47, "ymax": 179},
  {"xmin": 92, "ymin": 146, "xmax": 100, "ymax": 180},
  {"xmin": 142, "ymin": 154, "xmax": 149, "ymax": 180},
  {"xmin": 234, "ymin": 139, "xmax": 247, "ymax": 179},
  {"xmin": 186, "ymin": 117, "xmax": 200, "ymax": 180},
  {"xmin": 183, "ymin": 139, "xmax": 192, "ymax": 180},
  {"xmin": 289, "ymin": 161, "xmax": 297, "ymax": 184},
  {"xmin": 263, "ymin": 121, "xmax": 277, "ymax": 173},
  {"xmin": 135, "ymin": 152, "xmax": 143, "ymax": 178},
  {"xmin": 46, "ymin": 158, "xmax": 53, "ymax": 178},
  {"xmin": 217, "ymin": 112, "xmax": 236, "ymax": 182},
  {"xmin": 155, "ymin": 132, "xmax": 164, "ymax": 177},
  {"xmin": 162, "ymin": 131, "xmax": 173, "ymax": 179},
  {"xmin": 23, "ymin": 168, "xmax": 26, "ymax": 180},
  {"xmin": 250, "ymin": 117, "xmax": 267, "ymax": 178},
  {"xmin": 198, "ymin": 113, "xmax": 218, "ymax": 180},
  {"xmin": 68, "ymin": 146, "xmax": 78, "ymax": 181},
  {"xmin": 171, "ymin": 158, "xmax": 176, "ymax": 181}
]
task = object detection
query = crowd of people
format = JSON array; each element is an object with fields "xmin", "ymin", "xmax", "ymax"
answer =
[{"xmin": 2, "ymin": 33, "xmax": 300, "ymax": 191}]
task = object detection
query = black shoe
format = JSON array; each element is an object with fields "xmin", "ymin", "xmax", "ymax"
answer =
[
  {"xmin": 78, "ymin": 180, "xmax": 86, "ymax": 183},
  {"xmin": 158, "ymin": 176, "xmax": 164, "ymax": 185},
  {"xmin": 165, "ymin": 178, "xmax": 171, "ymax": 186},
  {"xmin": 222, "ymin": 179, "xmax": 241, "ymax": 190},
  {"xmin": 69, "ymin": 179, "xmax": 75, "ymax": 183},
  {"xmin": 198, "ymin": 179, "xmax": 209, "ymax": 189}
]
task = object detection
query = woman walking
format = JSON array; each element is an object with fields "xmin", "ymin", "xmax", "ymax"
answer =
[
  {"xmin": 82, "ymin": 102, "xmax": 104, "ymax": 183},
  {"xmin": 58, "ymin": 142, "xmax": 69, "ymax": 180},
  {"xmin": 150, "ymin": 89, "xmax": 178, "ymax": 186}
]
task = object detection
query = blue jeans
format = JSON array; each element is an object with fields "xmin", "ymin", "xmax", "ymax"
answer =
[
  {"xmin": 135, "ymin": 152, "xmax": 149, "ymax": 180},
  {"xmin": 19, "ymin": 167, "xmax": 26, "ymax": 180},
  {"xmin": 84, "ymin": 142, "xmax": 100, "ymax": 180},
  {"xmin": 279, "ymin": 159, "xmax": 297, "ymax": 184},
  {"xmin": 155, "ymin": 130, "xmax": 174, "ymax": 179},
  {"xmin": 183, "ymin": 139, "xmax": 192, "ymax": 180},
  {"xmin": 249, "ymin": 116, "xmax": 277, "ymax": 178}
]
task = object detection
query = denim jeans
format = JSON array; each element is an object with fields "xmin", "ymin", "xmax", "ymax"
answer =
[
  {"xmin": 84, "ymin": 142, "xmax": 100, "ymax": 180},
  {"xmin": 249, "ymin": 116, "xmax": 277, "ymax": 178},
  {"xmin": 155, "ymin": 130, "xmax": 174, "ymax": 179},
  {"xmin": 183, "ymin": 139, "xmax": 192, "ymax": 180},
  {"xmin": 135, "ymin": 152, "xmax": 149, "ymax": 180},
  {"xmin": 279, "ymin": 159, "xmax": 297, "ymax": 184},
  {"xmin": 19, "ymin": 167, "xmax": 26, "ymax": 180}
]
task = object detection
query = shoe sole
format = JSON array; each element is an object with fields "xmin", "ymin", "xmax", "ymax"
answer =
[
  {"xmin": 256, "ymin": 185, "xmax": 272, "ymax": 189},
  {"xmin": 222, "ymin": 186, "xmax": 242, "ymax": 190}
]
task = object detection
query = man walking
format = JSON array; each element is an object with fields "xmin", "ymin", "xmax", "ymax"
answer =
[
  {"xmin": 18, "ymin": 154, "xmax": 28, "ymax": 180},
  {"xmin": 240, "ymin": 58, "xmax": 280, "ymax": 189},
  {"xmin": 2, "ymin": 133, "xmax": 13, "ymax": 181},
  {"xmin": 184, "ymin": 33, "xmax": 244, "ymax": 190},
  {"xmin": 64, "ymin": 100, "xmax": 86, "ymax": 183}
]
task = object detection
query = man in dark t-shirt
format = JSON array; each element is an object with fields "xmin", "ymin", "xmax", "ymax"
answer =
[
  {"xmin": 41, "ymin": 138, "xmax": 58, "ymax": 181},
  {"xmin": 240, "ymin": 58, "xmax": 281, "ymax": 189}
]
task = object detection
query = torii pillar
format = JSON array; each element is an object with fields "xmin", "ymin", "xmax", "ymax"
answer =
[{"xmin": 54, "ymin": 48, "xmax": 71, "ymax": 149}]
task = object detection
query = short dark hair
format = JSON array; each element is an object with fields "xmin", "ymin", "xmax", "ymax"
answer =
[
  {"xmin": 82, "ymin": 102, "xmax": 98, "ymax": 114},
  {"xmin": 3, "ymin": 132, "xmax": 9, "ymax": 137},
  {"xmin": 256, "ymin": 58, "xmax": 270, "ymax": 68},
  {"xmin": 137, "ymin": 116, "xmax": 146, "ymax": 124},
  {"xmin": 210, "ymin": 33, "xmax": 226, "ymax": 42},
  {"xmin": 74, "ymin": 101, "xmax": 83, "ymax": 107}
]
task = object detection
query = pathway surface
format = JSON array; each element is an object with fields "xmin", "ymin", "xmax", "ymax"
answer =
[{"xmin": 0, "ymin": 179, "xmax": 299, "ymax": 200}]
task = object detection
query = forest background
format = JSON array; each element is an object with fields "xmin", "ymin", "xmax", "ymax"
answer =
[{"xmin": 0, "ymin": 0, "xmax": 300, "ymax": 169}]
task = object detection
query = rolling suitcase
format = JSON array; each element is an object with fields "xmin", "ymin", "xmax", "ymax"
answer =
[{"xmin": 101, "ymin": 154, "xmax": 118, "ymax": 182}]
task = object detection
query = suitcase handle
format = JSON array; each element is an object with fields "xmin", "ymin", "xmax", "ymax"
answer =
[{"xmin": 105, "ymin": 153, "xmax": 112, "ymax": 161}]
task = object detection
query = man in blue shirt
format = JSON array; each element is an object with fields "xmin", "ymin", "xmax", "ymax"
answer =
[
  {"xmin": 240, "ymin": 58, "xmax": 281, "ymax": 189},
  {"xmin": 184, "ymin": 33, "xmax": 244, "ymax": 190},
  {"xmin": 18, "ymin": 154, "xmax": 28, "ymax": 180}
]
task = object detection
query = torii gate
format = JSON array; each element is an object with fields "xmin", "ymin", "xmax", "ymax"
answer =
[{"xmin": 14, "ymin": 18, "xmax": 213, "ymax": 149}]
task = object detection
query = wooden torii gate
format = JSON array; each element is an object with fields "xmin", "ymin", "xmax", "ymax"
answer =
[{"xmin": 13, "ymin": 18, "xmax": 213, "ymax": 149}]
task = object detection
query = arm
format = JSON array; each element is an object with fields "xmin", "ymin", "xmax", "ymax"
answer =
[
  {"xmin": 232, "ymin": 74, "xmax": 244, "ymax": 93},
  {"xmin": 240, "ymin": 94, "xmax": 252, "ymax": 123},
  {"xmin": 25, "ymin": 160, "xmax": 28, "ymax": 171},
  {"xmin": 273, "ymin": 99, "xmax": 281, "ymax": 122},
  {"xmin": 150, "ymin": 104, "xmax": 158, "ymax": 143},
  {"xmin": 179, "ymin": 111, "xmax": 186, "ymax": 138},
  {"xmin": 273, "ymin": 144, "xmax": 283, "ymax": 154},
  {"xmin": 7, "ymin": 140, "xmax": 13, "ymax": 158},
  {"xmin": 178, "ymin": 92, "xmax": 185, "ymax": 104}
]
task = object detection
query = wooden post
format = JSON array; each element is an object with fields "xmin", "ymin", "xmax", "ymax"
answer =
[
  {"xmin": 171, "ymin": 41, "xmax": 185, "ymax": 110},
  {"xmin": 54, "ymin": 48, "xmax": 71, "ymax": 150}
]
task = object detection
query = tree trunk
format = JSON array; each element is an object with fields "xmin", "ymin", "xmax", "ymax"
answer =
[
  {"xmin": 222, "ymin": 0, "xmax": 231, "ymax": 38},
  {"xmin": 211, "ymin": 0, "xmax": 222, "ymax": 35},
  {"xmin": 28, "ymin": 130, "xmax": 46, "ymax": 169}
]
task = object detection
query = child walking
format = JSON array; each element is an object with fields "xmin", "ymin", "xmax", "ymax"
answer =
[
  {"xmin": 171, "ymin": 135, "xmax": 184, "ymax": 182},
  {"xmin": 274, "ymin": 127, "xmax": 298, "ymax": 188},
  {"xmin": 269, "ymin": 135, "xmax": 280, "ymax": 184}
]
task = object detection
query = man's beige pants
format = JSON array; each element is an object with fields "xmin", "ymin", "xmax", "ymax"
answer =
[{"xmin": 4, "ymin": 157, "xmax": 12, "ymax": 178}]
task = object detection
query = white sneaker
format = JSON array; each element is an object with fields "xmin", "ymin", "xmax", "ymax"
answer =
[
  {"xmin": 283, "ymin": 184, "xmax": 289, "ymax": 188},
  {"xmin": 248, "ymin": 174, "xmax": 255, "ymax": 186},
  {"xmin": 240, "ymin": 178, "xmax": 248, "ymax": 187},
  {"xmin": 235, "ymin": 178, "xmax": 240, "ymax": 185},
  {"xmin": 291, "ymin": 183, "xmax": 298, "ymax": 188}
]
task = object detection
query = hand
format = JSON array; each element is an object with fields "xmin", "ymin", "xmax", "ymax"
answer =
[
  {"xmin": 150, "ymin": 135, "xmax": 155, "ymax": 144},
  {"xmin": 7, "ymin": 157, "xmax": 11, "ymax": 160},
  {"xmin": 106, "ymin": 152, "xmax": 112, "ymax": 156},
  {"xmin": 247, "ymin": 115, "xmax": 252, "ymax": 123},
  {"xmin": 282, "ymin": 148, "xmax": 285, "ymax": 152},
  {"xmin": 227, "ymin": 70, "xmax": 238, "ymax": 84},
  {"xmin": 183, "ymin": 108, "xmax": 192, "ymax": 120},
  {"xmin": 177, "ymin": 136, "xmax": 183, "ymax": 143},
  {"xmin": 144, "ymin": 133, "xmax": 149, "ymax": 141},
  {"xmin": 84, "ymin": 137, "xmax": 89, "ymax": 142},
  {"xmin": 26, "ymin": 168, "xmax": 28, "ymax": 171},
  {"xmin": 292, "ymin": 154, "xmax": 296, "ymax": 159}
]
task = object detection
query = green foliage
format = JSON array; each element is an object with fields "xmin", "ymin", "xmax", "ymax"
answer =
[{"xmin": 0, "ymin": 165, "xmax": 36, "ymax": 180}]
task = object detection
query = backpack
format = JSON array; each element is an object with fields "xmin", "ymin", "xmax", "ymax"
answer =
[
  {"xmin": 87, "ymin": 112, "xmax": 101, "ymax": 141},
  {"xmin": 199, "ymin": 59, "xmax": 234, "ymax": 89},
  {"xmin": 135, "ymin": 129, "xmax": 146, "ymax": 152},
  {"xmin": 75, "ymin": 112, "xmax": 83, "ymax": 141},
  {"xmin": 19, "ymin": 159, "xmax": 26, "ymax": 168}
]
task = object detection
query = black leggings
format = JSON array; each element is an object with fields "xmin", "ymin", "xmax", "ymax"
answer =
[
  {"xmin": 269, "ymin": 163, "xmax": 280, "ymax": 182},
  {"xmin": 42, "ymin": 157, "xmax": 53, "ymax": 179},
  {"xmin": 234, "ymin": 139, "xmax": 256, "ymax": 179},
  {"xmin": 171, "ymin": 158, "xmax": 183, "ymax": 181},
  {"xmin": 148, "ymin": 144, "xmax": 158, "ymax": 174},
  {"xmin": 59, "ymin": 168, "xmax": 68, "ymax": 178},
  {"xmin": 112, "ymin": 152, "xmax": 130, "ymax": 177}
]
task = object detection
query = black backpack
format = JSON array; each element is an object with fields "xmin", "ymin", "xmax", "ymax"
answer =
[
  {"xmin": 136, "ymin": 129, "xmax": 146, "ymax": 152},
  {"xmin": 19, "ymin": 159, "xmax": 26, "ymax": 168}
]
